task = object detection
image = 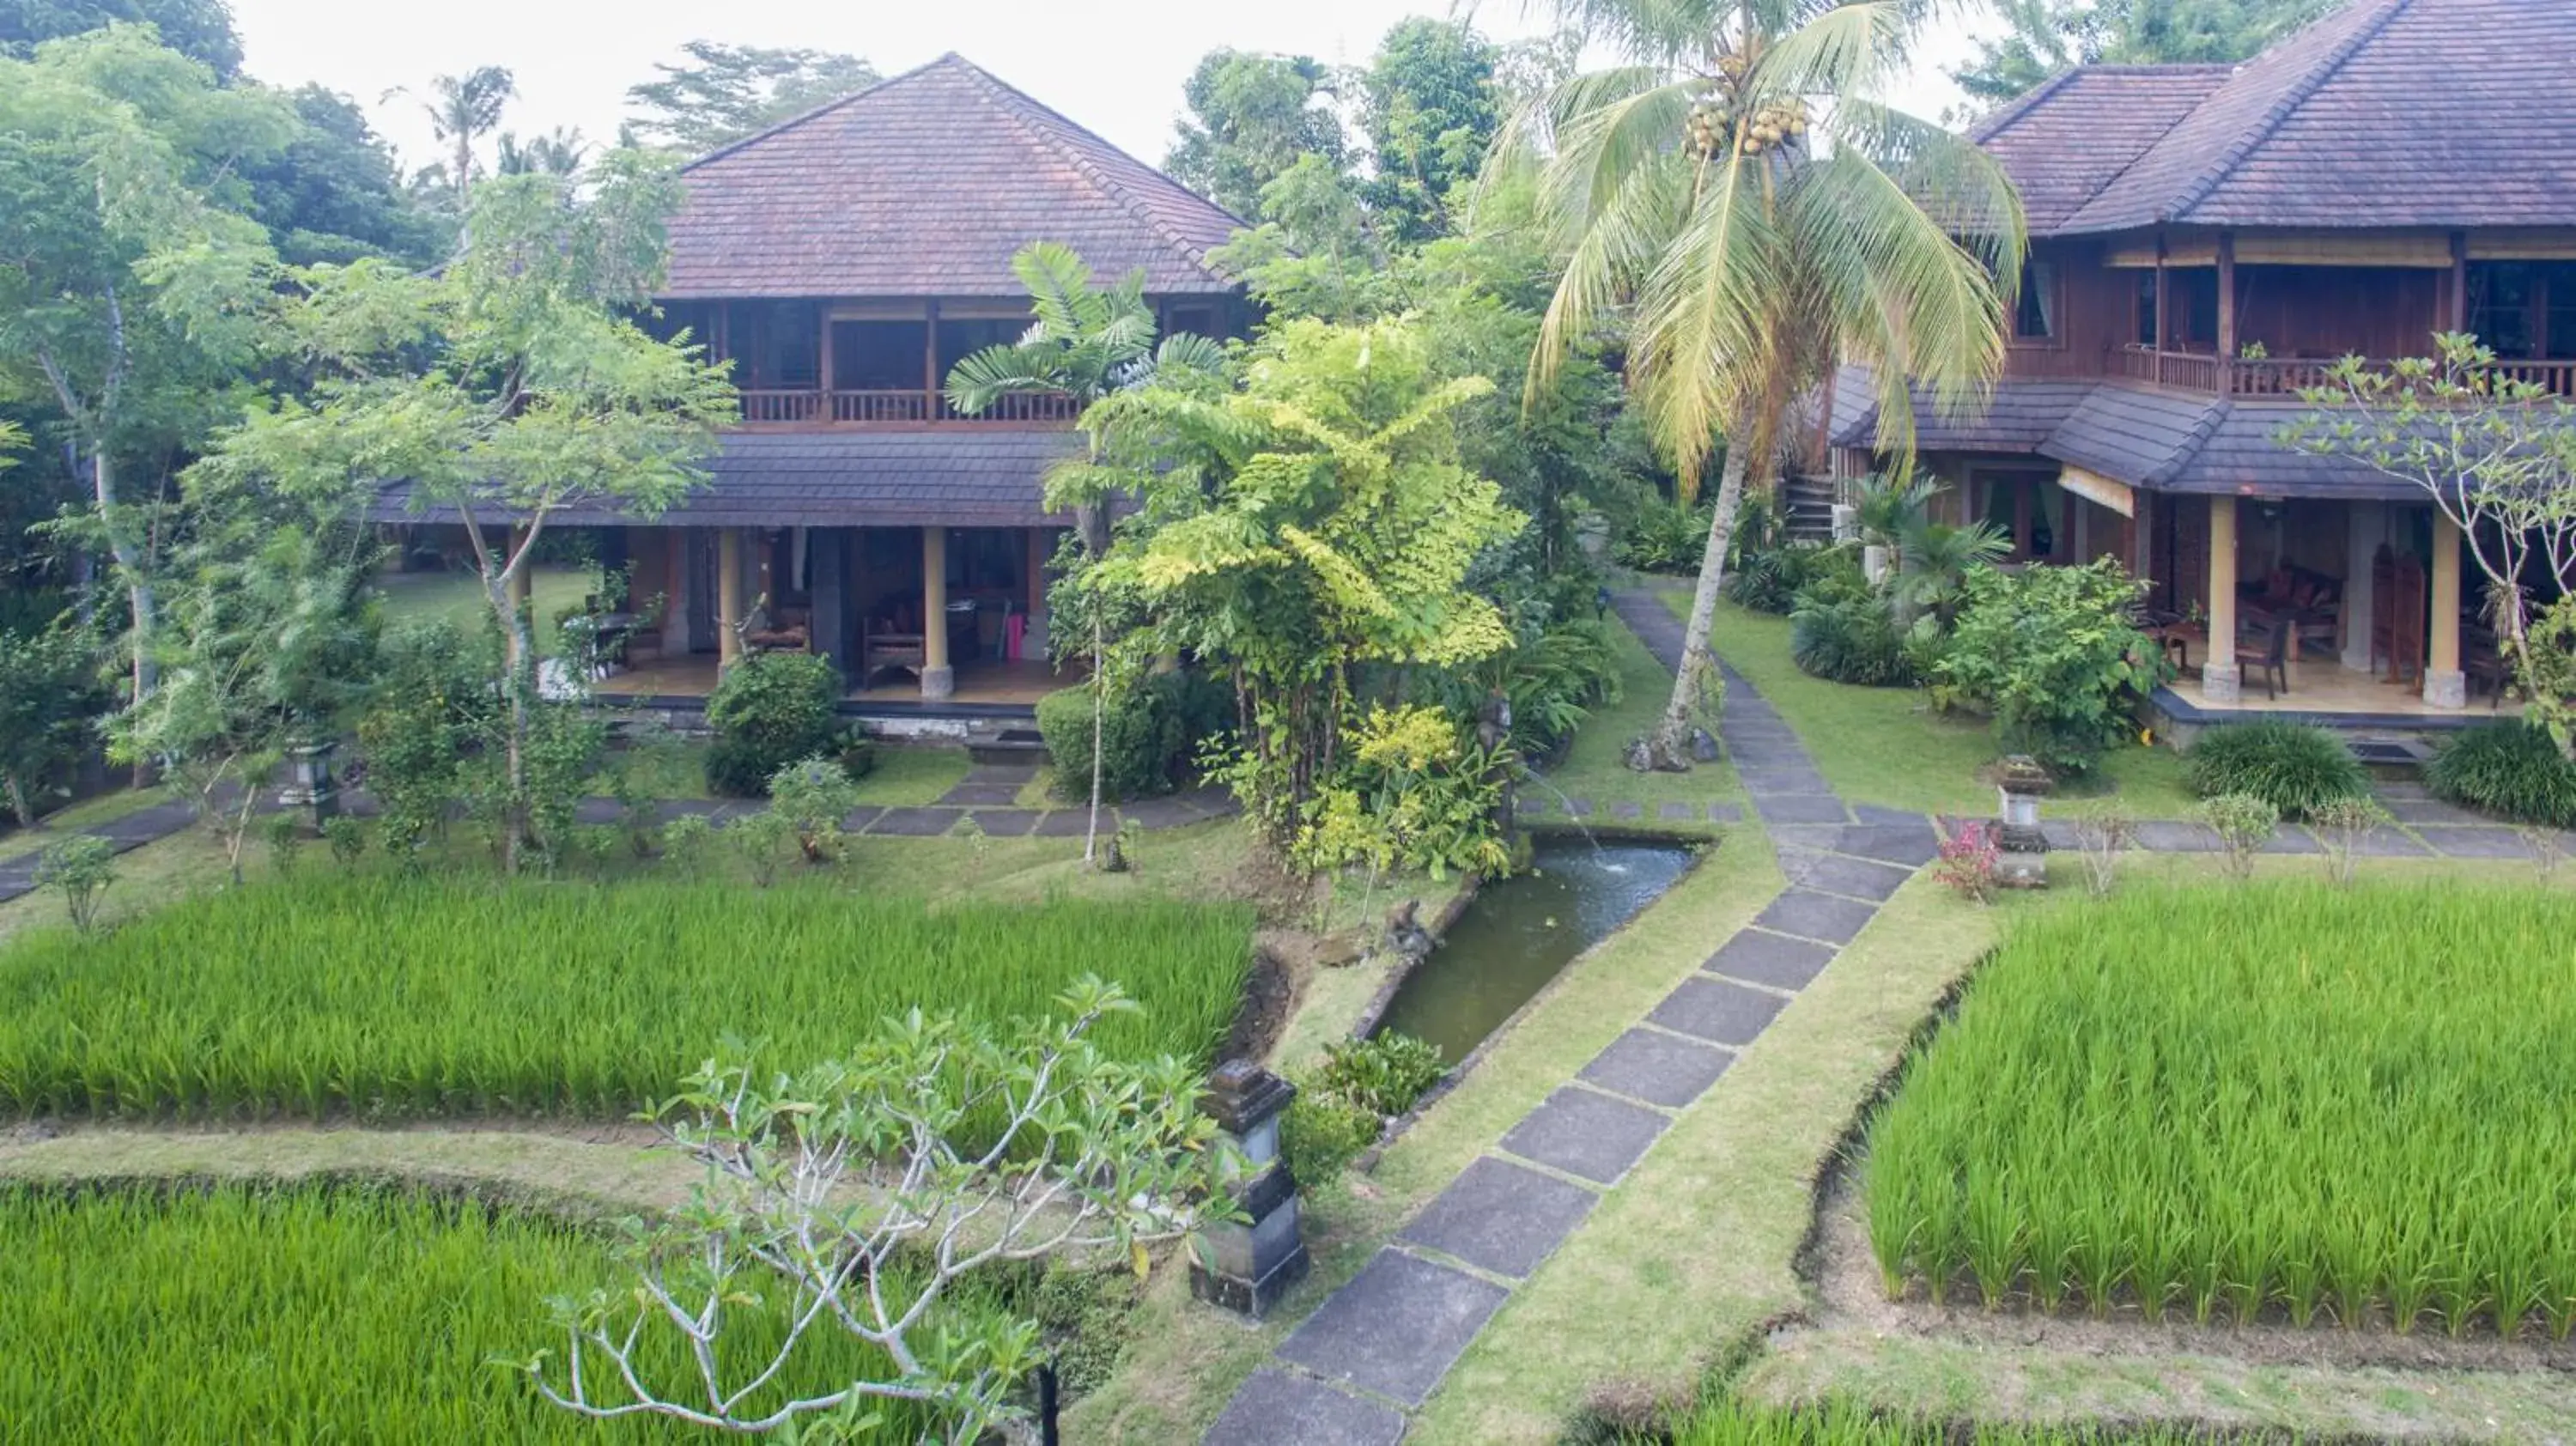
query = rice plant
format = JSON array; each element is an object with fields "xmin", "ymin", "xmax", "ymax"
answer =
[
  {"xmin": 0, "ymin": 1181, "xmax": 1000, "ymax": 1443},
  {"xmin": 1655, "ymin": 1396, "xmax": 2263, "ymax": 1443},
  {"xmin": 0, "ymin": 875, "xmax": 1253, "ymax": 1121},
  {"xmin": 1865, "ymin": 881, "xmax": 2576, "ymax": 1337}
]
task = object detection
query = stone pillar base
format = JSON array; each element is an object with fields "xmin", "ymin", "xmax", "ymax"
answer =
[
  {"xmin": 919, "ymin": 665, "xmax": 955, "ymax": 702},
  {"xmin": 2423, "ymin": 669, "xmax": 2466, "ymax": 710},
  {"xmin": 2202, "ymin": 664, "xmax": 2241, "ymax": 704}
]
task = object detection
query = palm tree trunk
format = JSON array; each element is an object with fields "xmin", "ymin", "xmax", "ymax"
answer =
[
  {"xmin": 1653, "ymin": 428, "xmax": 1753, "ymax": 769},
  {"xmin": 1084, "ymin": 612, "xmax": 1104, "ymax": 864}
]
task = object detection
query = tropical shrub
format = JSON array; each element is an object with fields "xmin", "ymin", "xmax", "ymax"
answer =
[
  {"xmin": 1436, "ymin": 616, "xmax": 1623, "ymax": 759},
  {"xmin": 2425, "ymin": 720, "xmax": 2576, "ymax": 828},
  {"xmin": 355, "ymin": 620, "xmax": 497, "ymax": 858},
  {"xmin": 0, "ymin": 1182, "xmax": 986, "ymax": 1443},
  {"xmin": 0, "ymin": 877, "xmax": 1252, "ymax": 1121},
  {"xmin": 1316, "ymin": 1031, "xmax": 1447, "ymax": 1117},
  {"xmin": 1789, "ymin": 593, "xmax": 1915, "ymax": 687},
  {"xmin": 1867, "ymin": 881, "xmax": 2576, "ymax": 1335},
  {"xmin": 2184, "ymin": 720, "xmax": 2369, "ymax": 820},
  {"xmin": 703, "ymin": 651, "xmax": 846, "ymax": 798},
  {"xmin": 2200, "ymin": 792, "xmax": 2280, "ymax": 879},
  {"xmin": 1036, "ymin": 669, "xmax": 1227, "ymax": 804},
  {"xmin": 33, "ymin": 835, "xmax": 117, "ymax": 934},
  {"xmin": 1928, "ymin": 560, "xmax": 2163, "ymax": 775},
  {"xmin": 1612, "ymin": 499, "xmax": 1710, "ymax": 574},
  {"xmin": 767, "ymin": 756, "xmax": 861, "ymax": 864},
  {"xmin": 1281, "ymin": 1091, "xmax": 1382, "ymax": 1190},
  {"xmin": 1291, "ymin": 705, "xmax": 1510, "ymax": 879},
  {"xmin": 1724, "ymin": 542, "xmax": 1861, "ymax": 616}
]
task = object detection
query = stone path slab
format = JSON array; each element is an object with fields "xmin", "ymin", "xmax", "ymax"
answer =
[
  {"xmin": 2417, "ymin": 824, "xmax": 2536, "ymax": 859},
  {"xmin": 1398, "ymin": 1157, "xmax": 1601, "ymax": 1279},
  {"xmin": 1577, "ymin": 1027, "xmax": 1735, "ymax": 1108},
  {"xmin": 1777, "ymin": 850, "xmax": 1915, "ymax": 902},
  {"xmin": 866, "ymin": 807, "xmax": 958, "ymax": 837},
  {"xmin": 1274, "ymin": 1250, "xmax": 1511, "ymax": 1407},
  {"xmin": 963, "ymin": 809, "xmax": 1041, "ymax": 837},
  {"xmin": 1648, "ymin": 975, "xmax": 1789, "ymax": 1047},
  {"xmin": 1205, "ymin": 1370, "xmax": 1406, "ymax": 1446},
  {"xmin": 1498, "ymin": 1086, "xmax": 1671, "ymax": 1185},
  {"xmin": 1752, "ymin": 793, "xmax": 1854, "ymax": 826},
  {"xmin": 935, "ymin": 781, "xmax": 1024, "ymax": 807},
  {"xmin": 1704, "ymin": 928, "xmax": 1838, "ymax": 991},
  {"xmin": 1752, "ymin": 888, "xmax": 1882, "ymax": 945}
]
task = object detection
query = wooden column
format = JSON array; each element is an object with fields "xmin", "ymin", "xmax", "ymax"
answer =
[
  {"xmin": 2204, "ymin": 494, "xmax": 2241, "ymax": 702},
  {"xmin": 811, "ymin": 528, "xmax": 851, "ymax": 688},
  {"xmin": 716, "ymin": 527, "xmax": 744, "ymax": 666},
  {"xmin": 923, "ymin": 300, "xmax": 942, "ymax": 420},
  {"xmin": 2339, "ymin": 503, "xmax": 2380, "ymax": 672},
  {"xmin": 2215, "ymin": 231, "xmax": 2237, "ymax": 388},
  {"xmin": 2153, "ymin": 232, "xmax": 2170, "ymax": 355},
  {"xmin": 920, "ymin": 526, "xmax": 954, "ymax": 699},
  {"xmin": 664, "ymin": 530, "xmax": 695, "ymax": 654},
  {"xmin": 2425, "ymin": 511, "xmax": 2466, "ymax": 708},
  {"xmin": 817, "ymin": 309, "xmax": 837, "ymax": 420}
]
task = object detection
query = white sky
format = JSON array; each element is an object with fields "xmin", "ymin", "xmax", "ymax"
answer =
[{"xmin": 225, "ymin": 0, "xmax": 1987, "ymax": 179}]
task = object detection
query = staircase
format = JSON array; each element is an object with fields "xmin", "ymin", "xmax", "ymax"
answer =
[{"xmin": 1778, "ymin": 473, "xmax": 1841, "ymax": 545}]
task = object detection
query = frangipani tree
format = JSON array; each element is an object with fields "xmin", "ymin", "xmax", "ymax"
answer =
[{"xmin": 1492, "ymin": 0, "xmax": 2025, "ymax": 765}]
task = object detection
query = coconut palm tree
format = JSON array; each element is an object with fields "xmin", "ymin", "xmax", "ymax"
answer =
[
  {"xmin": 1493, "ymin": 0, "xmax": 2026, "ymax": 766},
  {"xmin": 945, "ymin": 242, "xmax": 1227, "ymax": 862},
  {"xmin": 389, "ymin": 66, "xmax": 517, "ymax": 204}
]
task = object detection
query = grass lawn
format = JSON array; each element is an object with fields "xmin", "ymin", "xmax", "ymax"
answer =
[
  {"xmin": 1656, "ymin": 587, "xmax": 2195, "ymax": 818},
  {"xmin": 0, "ymin": 873, "xmax": 1251, "ymax": 1121},
  {"xmin": 1865, "ymin": 878, "xmax": 2576, "ymax": 1335},
  {"xmin": 0, "ymin": 786, "xmax": 172, "ymax": 866},
  {"xmin": 0, "ymin": 1181, "xmax": 980, "ymax": 1443},
  {"xmin": 610, "ymin": 738, "xmax": 969, "ymax": 806},
  {"xmin": 372, "ymin": 564, "xmax": 596, "ymax": 653},
  {"xmin": 1531, "ymin": 616, "xmax": 1746, "ymax": 827}
]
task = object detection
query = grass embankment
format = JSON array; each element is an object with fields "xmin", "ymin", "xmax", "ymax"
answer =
[
  {"xmin": 0, "ymin": 1181, "xmax": 981, "ymax": 1443},
  {"xmin": 373, "ymin": 564, "xmax": 594, "ymax": 653},
  {"xmin": 1654, "ymin": 589, "xmax": 2192, "ymax": 818},
  {"xmin": 0, "ymin": 876, "xmax": 1252, "ymax": 1121},
  {"xmin": 1654, "ymin": 1399, "xmax": 2242, "ymax": 1444},
  {"xmin": 1867, "ymin": 880, "xmax": 2576, "ymax": 1336},
  {"xmin": 1534, "ymin": 617, "xmax": 1746, "ymax": 824}
]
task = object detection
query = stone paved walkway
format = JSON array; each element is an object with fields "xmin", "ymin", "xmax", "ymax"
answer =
[{"xmin": 1204, "ymin": 592, "xmax": 1943, "ymax": 1444}]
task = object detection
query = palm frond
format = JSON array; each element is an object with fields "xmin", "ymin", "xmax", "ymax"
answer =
[
  {"xmin": 1629, "ymin": 150, "xmax": 1778, "ymax": 495},
  {"xmin": 1746, "ymin": 2, "xmax": 1908, "ymax": 107},
  {"xmin": 1009, "ymin": 241, "xmax": 1095, "ymax": 343},
  {"xmin": 943, "ymin": 343, "xmax": 1067, "ymax": 415}
]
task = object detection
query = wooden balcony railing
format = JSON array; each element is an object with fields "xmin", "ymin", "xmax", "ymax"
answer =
[
  {"xmin": 2114, "ymin": 346, "xmax": 2576, "ymax": 400},
  {"xmin": 732, "ymin": 388, "xmax": 1082, "ymax": 426}
]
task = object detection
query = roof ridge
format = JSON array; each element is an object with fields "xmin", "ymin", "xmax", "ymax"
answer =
[
  {"xmin": 2160, "ymin": 0, "xmax": 2414, "ymax": 222},
  {"xmin": 677, "ymin": 56, "xmax": 944, "ymax": 173},
  {"xmin": 2144, "ymin": 392, "xmax": 2233, "ymax": 486},
  {"xmin": 1966, "ymin": 66, "xmax": 2083, "ymax": 145},
  {"xmin": 947, "ymin": 58, "xmax": 1244, "ymax": 285}
]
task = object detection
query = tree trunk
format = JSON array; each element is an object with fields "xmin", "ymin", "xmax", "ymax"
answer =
[
  {"xmin": 1653, "ymin": 431, "xmax": 1753, "ymax": 770},
  {"xmin": 1084, "ymin": 612, "xmax": 1105, "ymax": 865},
  {"xmin": 90, "ymin": 450, "xmax": 157, "ymax": 708}
]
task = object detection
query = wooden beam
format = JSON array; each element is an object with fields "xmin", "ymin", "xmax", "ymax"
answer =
[
  {"xmin": 717, "ymin": 527, "xmax": 743, "ymax": 667},
  {"xmin": 817, "ymin": 307, "xmax": 836, "ymax": 411},
  {"xmin": 923, "ymin": 299, "xmax": 942, "ymax": 422},
  {"xmin": 2206, "ymin": 494, "xmax": 2239, "ymax": 702},
  {"xmin": 2154, "ymin": 231, "xmax": 2170, "ymax": 351},
  {"xmin": 2426, "ymin": 511, "xmax": 2465, "ymax": 708},
  {"xmin": 811, "ymin": 528, "xmax": 850, "ymax": 687}
]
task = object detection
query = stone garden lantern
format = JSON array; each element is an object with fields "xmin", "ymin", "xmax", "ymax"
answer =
[
  {"xmin": 277, "ymin": 738, "xmax": 340, "ymax": 831},
  {"xmin": 1189, "ymin": 1059, "xmax": 1310, "ymax": 1319},
  {"xmin": 1996, "ymin": 755, "xmax": 2051, "ymax": 888}
]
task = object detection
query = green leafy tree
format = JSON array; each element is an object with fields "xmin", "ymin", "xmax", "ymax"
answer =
[
  {"xmin": 389, "ymin": 64, "xmax": 514, "ymax": 204},
  {"xmin": 2279, "ymin": 334, "xmax": 2576, "ymax": 750},
  {"xmin": 945, "ymin": 241, "xmax": 1227, "ymax": 862},
  {"xmin": 1495, "ymin": 0, "xmax": 2026, "ymax": 768},
  {"xmin": 1359, "ymin": 18, "xmax": 1502, "ymax": 243},
  {"xmin": 0, "ymin": 0, "xmax": 240, "ymax": 76},
  {"xmin": 1951, "ymin": 0, "xmax": 2336, "ymax": 109},
  {"xmin": 1062, "ymin": 316, "xmax": 1525, "ymax": 856},
  {"xmin": 524, "ymin": 980, "xmax": 1232, "ymax": 1441},
  {"xmin": 624, "ymin": 40, "xmax": 878, "ymax": 154},
  {"xmin": 184, "ymin": 153, "xmax": 737, "ymax": 872},
  {"xmin": 0, "ymin": 27, "xmax": 292, "ymax": 707},
  {"xmin": 1928, "ymin": 558, "xmax": 2165, "ymax": 775},
  {"xmin": 0, "ymin": 619, "xmax": 104, "ymax": 826},
  {"xmin": 240, "ymin": 86, "xmax": 450, "ymax": 267},
  {"xmin": 1165, "ymin": 50, "xmax": 1349, "ymax": 222}
]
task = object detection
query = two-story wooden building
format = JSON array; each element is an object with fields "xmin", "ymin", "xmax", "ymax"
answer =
[
  {"xmin": 1829, "ymin": 0, "xmax": 2575, "ymax": 727},
  {"xmin": 525, "ymin": 54, "xmax": 1245, "ymax": 710}
]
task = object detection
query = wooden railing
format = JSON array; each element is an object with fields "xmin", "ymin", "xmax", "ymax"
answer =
[
  {"xmin": 733, "ymin": 388, "xmax": 1080, "ymax": 426},
  {"xmin": 2113, "ymin": 347, "xmax": 2576, "ymax": 400},
  {"xmin": 2487, "ymin": 359, "xmax": 2576, "ymax": 398},
  {"xmin": 2115, "ymin": 344, "xmax": 2223, "ymax": 392}
]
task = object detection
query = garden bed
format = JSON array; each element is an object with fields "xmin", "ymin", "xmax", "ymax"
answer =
[
  {"xmin": 0, "ymin": 875, "xmax": 1253, "ymax": 1121},
  {"xmin": 1862, "ymin": 880, "xmax": 2576, "ymax": 1341}
]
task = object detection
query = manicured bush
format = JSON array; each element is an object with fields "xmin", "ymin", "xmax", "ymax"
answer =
[
  {"xmin": 2184, "ymin": 720, "xmax": 2369, "ymax": 820},
  {"xmin": 1318, "ymin": 1031, "xmax": 1446, "ymax": 1116},
  {"xmin": 703, "ymin": 651, "xmax": 846, "ymax": 798},
  {"xmin": 1789, "ymin": 593, "xmax": 1915, "ymax": 687},
  {"xmin": 0, "ymin": 875, "xmax": 1253, "ymax": 1121},
  {"xmin": 0, "ymin": 1182, "xmax": 983, "ymax": 1443},
  {"xmin": 1866, "ymin": 881, "xmax": 2576, "ymax": 1334},
  {"xmin": 1281, "ymin": 1091, "xmax": 1382, "ymax": 1189},
  {"xmin": 1036, "ymin": 668, "xmax": 1228, "ymax": 803},
  {"xmin": 1724, "ymin": 542, "xmax": 1861, "ymax": 616},
  {"xmin": 1927, "ymin": 560, "xmax": 2163, "ymax": 776},
  {"xmin": 2425, "ymin": 720, "xmax": 2576, "ymax": 828}
]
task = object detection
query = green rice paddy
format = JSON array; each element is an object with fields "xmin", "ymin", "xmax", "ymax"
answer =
[
  {"xmin": 1657, "ymin": 1398, "xmax": 2263, "ymax": 1443},
  {"xmin": 0, "ymin": 875, "xmax": 1253, "ymax": 1120},
  {"xmin": 0, "ymin": 1181, "xmax": 984, "ymax": 1443},
  {"xmin": 1866, "ymin": 881, "xmax": 2576, "ymax": 1335}
]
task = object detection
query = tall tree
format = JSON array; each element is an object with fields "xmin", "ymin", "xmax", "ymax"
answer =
[
  {"xmin": 624, "ymin": 40, "xmax": 878, "ymax": 155},
  {"xmin": 240, "ymin": 85, "xmax": 447, "ymax": 267},
  {"xmin": 1165, "ymin": 49, "xmax": 1349, "ymax": 222},
  {"xmin": 1360, "ymin": 18, "xmax": 1502, "ymax": 243},
  {"xmin": 185, "ymin": 151, "xmax": 736, "ymax": 871},
  {"xmin": 391, "ymin": 64, "xmax": 514, "ymax": 204},
  {"xmin": 495, "ymin": 126, "xmax": 586, "ymax": 177},
  {"xmin": 0, "ymin": 0, "xmax": 240, "ymax": 76},
  {"xmin": 945, "ymin": 242, "xmax": 1226, "ymax": 863},
  {"xmin": 1951, "ymin": 0, "xmax": 2336, "ymax": 108},
  {"xmin": 0, "ymin": 26, "xmax": 290, "ymax": 706},
  {"xmin": 1496, "ymin": 0, "xmax": 2025, "ymax": 768}
]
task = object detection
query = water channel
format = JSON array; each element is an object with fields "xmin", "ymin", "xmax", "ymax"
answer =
[{"xmin": 1370, "ymin": 837, "xmax": 1700, "ymax": 1065}]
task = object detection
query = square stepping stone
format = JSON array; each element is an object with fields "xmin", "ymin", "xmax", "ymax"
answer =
[
  {"xmin": 2382, "ymin": 795, "xmax": 2479, "ymax": 826},
  {"xmin": 839, "ymin": 806, "xmax": 886, "ymax": 834},
  {"xmin": 2256, "ymin": 826, "xmax": 2322, "ymax": 854},
  {"xmin": 1578, "ymin": 1027, "xmax": 1734, "ymax": 1108},
  {"xmin": 967, "ymin": 763, "xmax": 1039, "ymax": 786},
  {"xmin": 938, "ymin": 781, "xmax": 1024, "ymax": 807},
  {"xmin": 1724, "ymin": 742, "xmax": 1812, "ymax": 770},
  {"xmin": 2132, "ymin": 820, "xmax": 2221, "ymax": 853},
  {"xmin": 868, "ymin": 806, "xmax": 959, "ymax": 837},
  {"xmin": 1206, "ymin": 1369, "xmax": 1406, "ymax": 1446},
  {"xmin": 1648, "ymin": 975, "xmax": 1788, "ymax": 1047},
  {"xmin": 1828, "ymin": 823, "xmax": 1941, "ymax": 866},
  {"xmin": 1782, "ymin": 852, "xmax": 1913, "ymax": 902},
  {"xmin": 1498, "ymin": 1086, "xmax": 1670, "ymax": 1185},
  {"xmin": 1564, "ymin": 798, "xmax": 1596, "ymax": 817},
  {"xmin": 1274, "ymin": 1249, "xmax": 1510, "ymax": 1407},
  {"xmin": 1850, "ymin": 804, "xmax": 1929, "ymax": 829},
  {"xmin": 1516, "ymin": 796, "xmax": 1556, "ymax": 817},
  {"xmin": 1738, "ymin": 765, "xmax": 1832, "ymax": 795},
  {"xmin": 2418, "ymin": 825, "xmax": 2536, "ymax": 859},
  {"xmin": 1610, "ymin": 800, "xmax": 1644, "ymax": 820},
  {"xmin": 1120, "ymin": 796, "xmax": 1202, "ymax": 829},
  {"xmin": 1753, "ymin": 888, "xmax": 1880, "ymax": 945},
  {"xmin": 1753, "ymin": 794, "xmax": 1851, "ymax": 827},
  {"xmin": 1030, "ymin": 810, "xmax": 1094, "ymax": 837},
  {"xmin": 1707, "ymin": 801, "xmax": 1743, "ymax": 823},
  {"xmin": 965, "ymin": 809, "xmax": 1040, "ymax": 837},
  {"xmin": 1657, "ymin": 800, "xmax": 1701, "ymax": 822},
  {"xmin": 1399, "ymin": 1156, "xmax": 1599, "ymax": 1279},
  {"xmin": 1704, "ymin": 928, "xmax": 1837, "ymax": 990}
]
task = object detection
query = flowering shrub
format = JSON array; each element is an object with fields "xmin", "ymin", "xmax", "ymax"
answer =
[{"xmin": 1933, "ymin": 819, "xmax": 2001, "ymax": 902}]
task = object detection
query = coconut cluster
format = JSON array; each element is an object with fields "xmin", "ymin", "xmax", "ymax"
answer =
[{"xmin": 1681, "ymin": 55, "xmax": 1809, "ymax": 159}]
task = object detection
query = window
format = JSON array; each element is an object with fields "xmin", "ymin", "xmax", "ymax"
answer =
[
  {"xmin": 2014, "ymin": 260, "xmax": 2059, "ymax": 342},
  {"xmin": 2467, "ymin": 263, "xmax": 2537, "ymax": 359},
  {"xmin": 1164, "ymin": 302, "xmax": 1223, "ymax": 340}
]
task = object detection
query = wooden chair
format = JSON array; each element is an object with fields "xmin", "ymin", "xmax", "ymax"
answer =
[
  {"xmin": 2369, "ymin": 545, "xmax": 2396, "ymax": 679},
  {"xmin": 2388, "ymin": 556, "xmax": 2426, "ymax": 690},
  {"xmin": 2252, "ymin": 616, "xmax": 2295, "ymax": 700}
]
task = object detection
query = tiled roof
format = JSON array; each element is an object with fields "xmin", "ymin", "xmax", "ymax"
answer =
[
  {"xmin": 2038, "ymin": 385, "xmax": 2225, "ymax": 485},
  {"xmin": 370, "ymin": 430, "xmax": 1085, "ymax": 529},
  {"xmin": 662, "ymin": 54, "xmax": 1247, "ymax": 299},
  {"xmin": 1831, "ymin": 378, "xmax": 2096, "ymax": 454},
  {"xmin": 1980, "ymin": 0, "xmax": 2576, "ymax": 234}
]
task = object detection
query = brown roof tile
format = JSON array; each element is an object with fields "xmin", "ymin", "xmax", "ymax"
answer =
[{"xmin": 662, "ymin": 54, "xmax": 1246, "ymax": 299}]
